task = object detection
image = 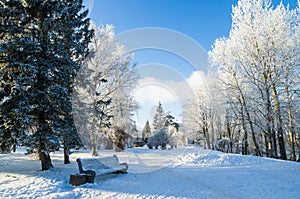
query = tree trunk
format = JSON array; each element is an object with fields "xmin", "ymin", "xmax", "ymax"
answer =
[
  {"xmin": 287, "ymin": 107, "xmax": 296, "ymax": 161},
  {"xmin": 91, "ymin": 137, "xmax": 99, "ymax": 156},
  {"xmin": 64, "ymin": 147, "xmax": 70, "ymax": 164},
  {"xmin": 270, "ymin": 81, "xmax": 287, "ymax": 160},
  {"xmin": 40, "ymin": 151, "xmax": 53, "ymax": 171},
  {"xmin": 271, "ymin": 129, "xmax": 278, "ymax": 158},
  {"xmin": 286, "ymin": 86, "xmax": 296, "ymax": 161},
  {"xmin": 226, "ymin": 114, "xmax": 232, "ymax": 153},
  {"xmin": 235, "ymin": 128, "xmax": 241, "ymax": 154},
  {"xmin": 38, "ymin": 135, "xmax": 53, "ymax": 170},
  {"xmin": 238, "ymin": 85, "xmax": 261, "ymax": 156},
  {"xmin": 91, "ymin": 145, "xmax": 98, "ymax": 156},
  {"xmin": 264, "ymin": 134, "xmax": 270, "ymax": 157},
  {"xmin": 11, "ymin": 141, "xmax": 16, "ymax": 153},
  {"xmin": 265, "ymin": 84, "xmax": 278, "ymax": 159},
  {"xmin": 105, "ymin": 139, "xmax": 113, "ymax": 150},
  {"xmin": 233, "ymin": 74, "xmax": 252, "ymax": 155},
  {"xmin": 240, "ymin": 103, "xmax": 248, "ymax": 155},
  {"xmin": 39, "ymin": 139, "xmax": 53, "ymax": 170},
  {"xmin": 211, "ymin": 120, "xmax": 215, "ymax": 150},
  {"xmin": 203, "ymin": 127, "xmax": 211, "ymax": 150}
]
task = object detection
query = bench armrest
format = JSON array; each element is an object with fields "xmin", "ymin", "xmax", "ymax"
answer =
[
  {"xmin": 82, "ymin": 170, "xmax": 96, "ymax": 183},
  {"xmin": 118, "ymin": 162, "xmax": 129, "ymax": 173},
  {"xmin": 76, "ymin": 158, "xmax": 84, "ymax": 173}
]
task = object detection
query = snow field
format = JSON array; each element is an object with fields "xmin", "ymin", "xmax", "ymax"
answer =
[{"xmin": 0, "ymin": 146, "xmax": 300, "ymax": 199}]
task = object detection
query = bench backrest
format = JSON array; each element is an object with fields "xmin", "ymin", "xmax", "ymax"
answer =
[{"xmin": 77, "ymin": 155, "xmax": 122, "ymax": 172}]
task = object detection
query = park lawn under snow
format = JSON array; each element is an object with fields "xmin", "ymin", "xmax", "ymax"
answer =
[{"xmin": 0, "ymin": 146, "xmax": 299, "ymax": 199}]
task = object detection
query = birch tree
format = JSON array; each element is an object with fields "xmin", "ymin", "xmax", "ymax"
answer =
[
  {"xmin": 183, "ymin": 72, "xmax": 222, "ymax": 150},
  {"xmin": 73, "ymin": 23, "xmax": 137, "ymax": 155},
  {"xmin": 209, "ymin": 0, "xmax": 300, "ymax": 160}
]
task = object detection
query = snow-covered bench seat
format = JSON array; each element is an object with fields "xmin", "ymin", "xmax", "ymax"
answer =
[{"xmin": 76, "ymin": 155, "xmax": 128, "ymax": 182}]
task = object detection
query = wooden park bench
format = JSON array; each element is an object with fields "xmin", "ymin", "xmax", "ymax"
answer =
[{"xmin": 74, "ymin": 155, "xmax": 128, "ymax": 184}]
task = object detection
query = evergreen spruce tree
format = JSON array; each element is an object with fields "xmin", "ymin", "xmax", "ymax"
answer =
[
  {"xmin": 152, "ymin": 102, "xmax": 178, "ymax": 133},
  {"xmin": 0, "ymin": 0, "xmax": 93, "ymax": 169},
  {"xmin": 0, "ymin": 1, "xmax": 42, "ymax": 154},
  {"xmin": 164, "ymin": 112, "xmax": 178, "ymax": 131},
  {"xmin": 1, "ymin": 1, "xmax": 20, "ymax": 152},
  {"xmin": 142, "ymin": 120, "xmax": 151, "ymax": 143},
  {"xmin": 152, "ymin": 102, "xmax": 165, "ymax": 132}
]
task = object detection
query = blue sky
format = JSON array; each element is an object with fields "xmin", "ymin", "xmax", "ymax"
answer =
[
  {"xmin": 86, "ymin": 0, "xmax": 298, "ymax": 51},
  {"xmin": 83, "ymin": 0, "xmax": 298, "ymax": 129},
  {"xmin": 87, "ymin": 0, "xmax": 236, "ymax": 51}
]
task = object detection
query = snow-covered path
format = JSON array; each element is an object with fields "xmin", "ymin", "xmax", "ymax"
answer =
[{"xmin": 1, "ymin": 147, "xmax": 299, "ymax": 199}]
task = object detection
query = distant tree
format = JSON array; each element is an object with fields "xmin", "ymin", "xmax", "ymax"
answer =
[
  {"xmin": 0, "ymin": 0, "xmax": 93, "ymax": 169},
  {"xmin": 147, "ymin": 127, "xmax": 169, "ymax": 150},
  {"xmin": 164, "ymin": 112, "xmax": 178, "ymax": 131},
  {"xmin": 152, "ymin": 102, "xmax": 165, "ymax": 132},
  {"xmin": 152, "ymin": 102, "xmax": 178, "ymax": 134},
  {"xmin": 148, "ymin": 102, "xmax": 179, "ymax": 150},
  {"xmin": 142, "ymin": 120, "xmax": 151, "ymax": 142}
]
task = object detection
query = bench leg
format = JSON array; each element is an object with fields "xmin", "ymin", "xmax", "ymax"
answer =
[{"xmin": 83, "ymin": 170, "xmax": 96, "ymax": 183}]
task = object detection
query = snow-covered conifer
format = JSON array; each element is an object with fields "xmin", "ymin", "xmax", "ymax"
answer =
[
  {"xmin": 152, "ymin": 102, "xmax": 165, "ymax": 132},
  {"xmin": 0, "ymin": 0, "xmax": 93, "ymax": 169},
  {"xmin": 142, "ymin": 120, "xmax": 151, "ymax": 142}
]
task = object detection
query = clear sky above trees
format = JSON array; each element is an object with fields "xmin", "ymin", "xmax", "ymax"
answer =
[
  {"xmin": 85, "ymin": 0, "xmax": 297, "ymax": 51},
  {"xmin": 83, "ymin": 0, "xmax": 299, "ymax": 128}
]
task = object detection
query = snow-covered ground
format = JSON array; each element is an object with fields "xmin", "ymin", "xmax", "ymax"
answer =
[{"xmin": 1, "ymin": 146, "xmax": 299, "ymax": 199}]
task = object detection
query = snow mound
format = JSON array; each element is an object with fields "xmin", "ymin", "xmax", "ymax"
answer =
[{"xmin": 174, "ymin": 150, "xmax": 267, "ymax": 167}]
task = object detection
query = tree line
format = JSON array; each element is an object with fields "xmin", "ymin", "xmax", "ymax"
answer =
[{"xmin": 184, "ymin": 0, "xmax": 300, "ymax": 161}]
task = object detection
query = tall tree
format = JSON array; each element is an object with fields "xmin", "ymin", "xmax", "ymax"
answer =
[
  {"xmin": 142, "ymin": 119, "xmax": 151, "ymax": 142},
  {"xmin": 0, "ymin": 0, "xmax": 93, "ymax": 169},
  {"xmin": 0, "ymin": 0, "xmax": 31, "ymax": 153},
  {"xmin": 183, "ymin": 73, "xmax": 220, "ymax": 151},
  {"xmin": 73, "ymin": 23, "xmax": 137, "ymax": 155},
  {"xmin": 152, "ymin": 102, "xmax": 165, "ymax": 132}
]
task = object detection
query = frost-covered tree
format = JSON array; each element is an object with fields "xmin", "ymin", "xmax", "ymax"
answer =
[
  {"xmin": 73, "ymin": 23, "xmax": 137, "ymax": 155},
  {"xmin": 152, "ymin": 102, "xmax": 166, "ymax": 132},
  {"xmin": 0, "ymin": 0, "xmax": 93, "ymax": 169},
  {"xmin": 185, "ymin": 90, "xmax": 212, "ymax": 150},
  {"xmin": 152, "ymin": 102, "xmax": 178, "ymax": 134},
  {"xmin": 147, "ymin": 125, "xmax": 180, "ymax": 150},
  {"xmin": 183, "ymin": 72, "xmax": 222, "ymax": 150},
  {"xmin": 148, "ymin": 102, "xmax": 179, "ymax": 149},
  {"xmin": 209, "ymin": 0, "xmax": 300, "ymax": 160},
  {"xmin": 109, "ymin": 71, "xmax": 138, "ymax": 151},
  {"xmin": 147, "ymin": 127, "xmax": 169, "ymax": 149}
]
